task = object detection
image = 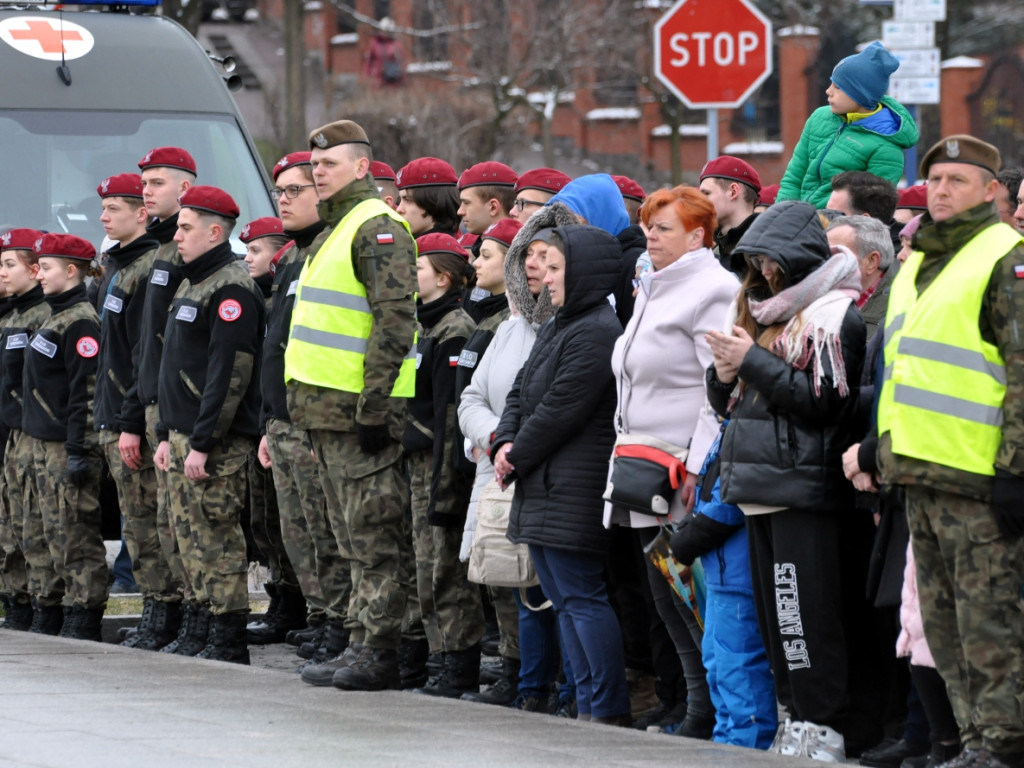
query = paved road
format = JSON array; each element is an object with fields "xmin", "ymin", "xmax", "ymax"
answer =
[{"xmin": 0, "ymin": 630, "xmax": 810, "ymax": 768}]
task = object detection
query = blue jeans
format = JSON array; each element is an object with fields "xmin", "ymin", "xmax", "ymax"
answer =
[
  {"xmin": 529, "ymin": 544, "xmax": 629, "ymax": 718},
  {"xmin": 112, "ymin": 535, "xmax": 137, "ymax": 591},
  {"xmin": 513, "ymin": 584, "xmax": 562, "ymax": 698}
]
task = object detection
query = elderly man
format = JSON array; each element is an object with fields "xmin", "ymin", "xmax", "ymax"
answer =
[
  {"xmin": 878, "ymin": 135, "xmax": 1024, "ymax": 768},
  {"xmin": 826, "ymin": 216, "xmax": 896, "ymax": 338}
]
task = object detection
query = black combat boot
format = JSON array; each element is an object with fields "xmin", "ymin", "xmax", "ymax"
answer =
[
  {"xmin": 286, "ymin": 614, "xmax": 323, "ymax": 647},
  {"xmin": 248, "ymin": 583, "xmax": 306, "ymax": 645},
  {"xmin": 332, "ymin": 646, "xmax": 399, "ymax": 691},
  {"xmin": 67, "ymin": 606, "xmax": 104, "ymax": 642},
  {"xmin": 28, "ymin": 601, "xmax": 64, "ymax": 635},
  {"xmin": 164, "ymin": 603, "xmax": 211, "ymax": 656},
  {"xmin": 58, "ymin": 606, "xmax": 79, "ymax": 638},
  {"xmin": 415, "ymin": 644, "xmax": 482, "ymax": 698},
  {"xmin": 297, "ymin": 620, "xmax": 351, "ymax": 679},
  {"xmin": 2, "ymin": 597, "xmax": 34, "ymax": 631},
  {"xmin": 297, "ymin": 622, "xmax": 329, "ymax": 661},
  {"xmin": 398, "ymin": 637, "xmax": 430, "ymax": 690},
  {"xmin": 461, "ymin": 656, "xmax": 520, "ymax": 705},
  {"xmin": 120, "ymin": 597, "xmax": 155, "ymax": 647},
  {"xmin": 125, "ymin": 600, "xmax": 182, "ymax": 651},
  {"xmin": 196, "ymin": 612, "xmax": 250, "ymax": 665}
]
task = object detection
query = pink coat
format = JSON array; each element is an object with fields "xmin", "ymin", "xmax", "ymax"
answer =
[{"xmin": 895, "ymin": 541, "xmax": 936, "ymax": 668}]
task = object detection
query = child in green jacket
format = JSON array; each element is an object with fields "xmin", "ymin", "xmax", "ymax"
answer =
[{"xmin": 778, "ymin": 42, "xmax": 919, "ymax": 209}]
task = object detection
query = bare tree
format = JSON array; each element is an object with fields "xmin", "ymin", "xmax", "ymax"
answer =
[{"xmin": 161, "ymin": 0, "xmax": 203, "ymax": 37}]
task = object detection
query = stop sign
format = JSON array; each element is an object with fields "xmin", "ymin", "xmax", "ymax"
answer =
[{"xmin": 654, "ymin": 0, "xmax": 773, "ymax": 109}]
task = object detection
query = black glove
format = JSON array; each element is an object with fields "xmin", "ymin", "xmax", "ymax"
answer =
[
  {"xmin": 66, "ymin": 453, "xmax": 92, "ymax": 488},
  {"xmin": 356, "ymin": 422, "xmax": 392, "ymax": 455},
  {"xmin": 670, "ymin": 513, "xmax": 742, "ymax": 565},
  {"xmin": 992, "ymin": 469, "xmax": 1024, "ymax": 538}
]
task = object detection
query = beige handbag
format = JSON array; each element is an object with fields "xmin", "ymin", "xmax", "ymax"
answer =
[{"xmin": 467, "ymin": 479, "xmax": 539, "ymax": 589}]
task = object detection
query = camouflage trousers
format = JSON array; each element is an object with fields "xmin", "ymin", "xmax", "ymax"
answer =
[
  {"xmin": 308, "ymin": 429, "xmax": 408, "ymax": 650},
  {"xmin": 906, "ymin": 485, "xmax": 1024, "ymax": 753},
  {"xmin": 490, "ymin": 586, "xmax": 520, "ymax": 660},
  {"xmin": 0, "ymin": 430, "xmax": 32, "ymax": 602},
  {"xmin": 266, "ymin": 418, "xmax": 350, "ymax": 621},
  {"xmin": 145, "ymin": 404, "xmax": 190, "ymax": 600},
  {"xmin": 406, "ymin": 449, "xmax": 483, "ymax": 654},
  {"xmin": 32, "ymin": 439, "xmax": 108, "ymax": 609},
  {"xmin": 165, "ymin": 432, "xmax": 251, "ymax": 615},
  {"xmin": 12, "ymin": 434, "xmax": 62, "ymax": 606},
  {"xmin": 101, "ymin": 431, "xmax": 179, "ymax": 602},
  {"xmin": 247, "ymin": 451, "xmax": 298, "ymax": 589}
]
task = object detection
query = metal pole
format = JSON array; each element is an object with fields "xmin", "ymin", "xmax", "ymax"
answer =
[
  {"xmin": 706, "ymin": 108, "xmax": 719, "ymax": 161},
  {"xmin": 904, "ymin": 105, "xmax": 919, "ymax": 185}
]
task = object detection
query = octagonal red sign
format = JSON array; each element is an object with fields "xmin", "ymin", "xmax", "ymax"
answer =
[{"xmin": 654, "ymin": 0, "xmax": 773, "ymax": 109}]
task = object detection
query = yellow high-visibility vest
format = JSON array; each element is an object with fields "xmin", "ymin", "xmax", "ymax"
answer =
[
  {"xmin": 284, "ymin": 197, "xmax": 416, "ymax": 396},
  {"xmin": 878, "ymin": 223, "xmax": 1023, "ymax": 475}
]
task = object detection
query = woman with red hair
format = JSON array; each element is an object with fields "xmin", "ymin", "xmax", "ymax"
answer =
[{"xmin": 604, "ymin": 185, "xmax": 739, "ymax": 737}]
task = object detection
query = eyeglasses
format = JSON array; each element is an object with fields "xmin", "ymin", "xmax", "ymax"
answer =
[
  {"xmin": 271, "ymin": 184, "xmax": 315, "ymax": 200},
  {"xmin": 514, "ymin": 198, "xmax": 545, "ymax": 212}
]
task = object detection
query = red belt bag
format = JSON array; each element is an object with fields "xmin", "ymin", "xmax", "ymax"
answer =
[{"xmin": 603, "ymin": 433, "xmax": 689, "ymax": 517}]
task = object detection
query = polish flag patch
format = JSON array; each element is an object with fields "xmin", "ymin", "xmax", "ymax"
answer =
[
  {"xmin": 1015, "ymin": 265, "xmax": 1024, "ymax": 279},
  {"xmin": 218, "ymin": 299, "xmax": 243, "ymax": 322},
  {"xmin": 76, "ymin": 336, "xmax": 99, "ymax": 358},
  {"xmin": 448, "ymin": 356, "xmax": 460, "ymax": 367},
  {"xmin": 376, "ymin": 233, "xmax": 394, "ymax": 245}
]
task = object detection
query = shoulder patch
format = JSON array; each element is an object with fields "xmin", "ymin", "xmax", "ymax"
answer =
[
  {"xmin": 218, "ymin": 299, "xmax": 243, "ymax": 322},
  {"xmin": 76, "ymin": 336, "xmax": 99, "ymax": 358}
]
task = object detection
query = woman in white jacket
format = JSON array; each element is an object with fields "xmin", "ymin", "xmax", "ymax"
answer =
[{"xmin": 604, "ymin": 186, "xmax": 739, "ymax": 737}]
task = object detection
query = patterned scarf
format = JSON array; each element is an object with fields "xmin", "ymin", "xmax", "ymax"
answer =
[{"xmin": 748, "ymin": 246, "xmax": 861, "ymax": 396}]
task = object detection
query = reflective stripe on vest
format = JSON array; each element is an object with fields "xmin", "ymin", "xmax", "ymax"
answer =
[
  {"xmin": 878, "ymin": 222, "xmax": 1023, "ymax": 476},
  {"xmin": 284, "ymin": 197, "xmax": 416, "ymax": 397}
]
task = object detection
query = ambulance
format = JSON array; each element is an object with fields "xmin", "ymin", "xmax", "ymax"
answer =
[{"xmin": 0, "ymin": 1, "xmax": 275, "ymax": 249}]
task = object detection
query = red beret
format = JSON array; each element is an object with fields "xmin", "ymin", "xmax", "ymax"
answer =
[
  {"xmin": 612, "ymin": 175, "xmax": 646, "ymax": 202},
  {"xmin": 138, "ymin": 146, "xmax": 197, "ymax": 175},
  {"xmin": 897, "ymin": 184, "xmax": 928, "ymax": 210},
  {"xmin": 1, "ymin": 228, "xmax": 44, "ymax": 252},
  {"xmin": 700, "ymin": 156, "xmax": 762, "ymax": 193},
  {"xmin": 457, "ymin": 231, "xmax": 479, "ymax": 250},
  {"xmin": 370, "ymin": 161, "xmax": 397, "ymax": 182},
  {"xmin": 98, "ymin": 173, "xmax": 143, "ymax": 199},
  {"xmin": 395, "ymin": 157, "xmax": 458, "ymax": 189},
  {"xmin": 272, "ymin": 152, "xmax": 312, "ymax": 182},
  {"xmin": 416, "ymin": 232, "xmax": 470, "ymax": 261},
  {"xmin": 459, "ymin": 161, "xmax": 518, "ymax": 190},
  {"xmin": 178, "ymin": 185, "xmax": 240, "ymax": 219},
  {"xmin": 515, "ymin": 167, "xmax": 571, "ymax": 195},
  {"xmin": 240, "ymin": 217, "xmax": 284, "ymax": 243},
  {"xmin": 33, "ymin": 233, "xmax": 95, "ymax": 262},
  {"xmin": 481, "ymin": 218, "xmax": 523, "ymax": 249},
  {"xmin": 758, "ymin": 183, "xmax": 779, "ymax": 206}
]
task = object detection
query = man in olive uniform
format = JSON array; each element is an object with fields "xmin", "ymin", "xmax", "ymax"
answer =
[
  {"xmin": 878, "ymin": 135, "xmax": 1024, "ymax": 768},
  {"xmin": 285, "ymin": 120, "xmax": 417, "ymax": 691},
  {"xmin": 93, "ymin": 172, "xmax": 183, "ymax": 650},
  {"xmin": 153, "ymin": 185, "xmax": 265, "ymax": 664},
  {"xmin": 119, "ymin": 147, "xmax": 194, "ymax": 649}
]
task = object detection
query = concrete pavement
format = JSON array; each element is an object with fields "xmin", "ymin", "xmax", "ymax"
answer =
[{"xmin": 0, "ymin": 630, "xmax": 815, "ymax": 768}]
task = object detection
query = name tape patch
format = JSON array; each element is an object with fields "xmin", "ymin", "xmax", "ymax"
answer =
[
  {"xmin": 5, "ymin": 332, "xmax": 28, "ymax": 350},
  {"xmin": 103, "ymin": 294, "xmax": 123, "ymax": 314},
  {"xmin": 176, "ymin": 305, "xmax": 197, "ymax": 322},
  {"xmin": 30, "ymin": 335, "xmax": 57, "ymax": 358}
]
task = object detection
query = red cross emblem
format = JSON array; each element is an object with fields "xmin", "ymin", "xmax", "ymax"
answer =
[{"xmin": 1, "ymin": 16, "xmax": 94, "ymax": 61}]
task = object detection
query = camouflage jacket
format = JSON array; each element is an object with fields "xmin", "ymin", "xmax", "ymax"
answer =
[
  {"xmin": 94, "ymin": 236, "xmax": 159, "ymax": 434},
  {"xmin": 0, "ymin": 285, "xmax": 50, "ymax": 431},
  {"xmin": 260, "ymin": 221, "xmax": 329, "ymax": 430},
  {"xmin": 878, "ymin": 202, "xmax": 1024, "ymax": 501},
  {"xmin": 121, "ymin": 213, "xmax": 182, "ymax": 434},
  {"xmin": 157, "ymin": 242, "xmax": 265, "ymax": 452},
  {"xmin": 286, "ymin": 174, "xmax": 417, "ymax": 438},
  {"xmin": 22, "ymin": 283, "xmax": 100, "ymax": 454}
]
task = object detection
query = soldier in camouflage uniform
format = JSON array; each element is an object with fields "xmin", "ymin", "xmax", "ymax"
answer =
[
  {"xmin": 23, "ymin": 234, "xmax": 108, "ymax": 641},
  {"xmin": 119, "ymin": 147, "xmax": 194, "ymax": 649},
  {"xmin": 878, "ymin": 136, "xmax": 1024, "ymax": 768},
  {"xmin": 0, "ymin": 229, "xmax": 51, "ymax": 631},
  {"xmin": 92, "ymin": 173, "xmax": 183, "ymax": 650},
  {"xmin": 287, "ymin": 120, "xmax": 416, "ymax": 692},
  {"xmin": 152, "ymin": 186, "xmax": 265, "ymax": 665},
  {"xmin": 257, "ymin": 152, "xmax": 352, "ymax": 664}
]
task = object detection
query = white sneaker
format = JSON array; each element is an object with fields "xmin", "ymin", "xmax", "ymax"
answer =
[
  {"xmin": 769, "ymin": 719, "xmax": 809, "ymax": 756},
  {"xmin": 802, "ymin": 721, "xmax": 845, "ymax": 763}
]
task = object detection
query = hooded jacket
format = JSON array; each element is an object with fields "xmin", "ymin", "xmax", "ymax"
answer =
[
  {"xmin": 777, "ymin": 97, "xmax": 920, "ymax": 209},
  {"xmin": 708, "ymin": 202, "xmax": 866, "ymax": 510},
  {"xmin": 493, "ymin": 225, "xmax": 623, "ymax": 555}
]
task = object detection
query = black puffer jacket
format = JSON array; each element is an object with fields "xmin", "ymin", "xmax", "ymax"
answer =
[
  {"xmin": 493, "ymin": 225, "xmax": 623, "ymax": 555},
  {"xmin": 707, "ymin": 201, "xmax": 866, "ymax": 510}
]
